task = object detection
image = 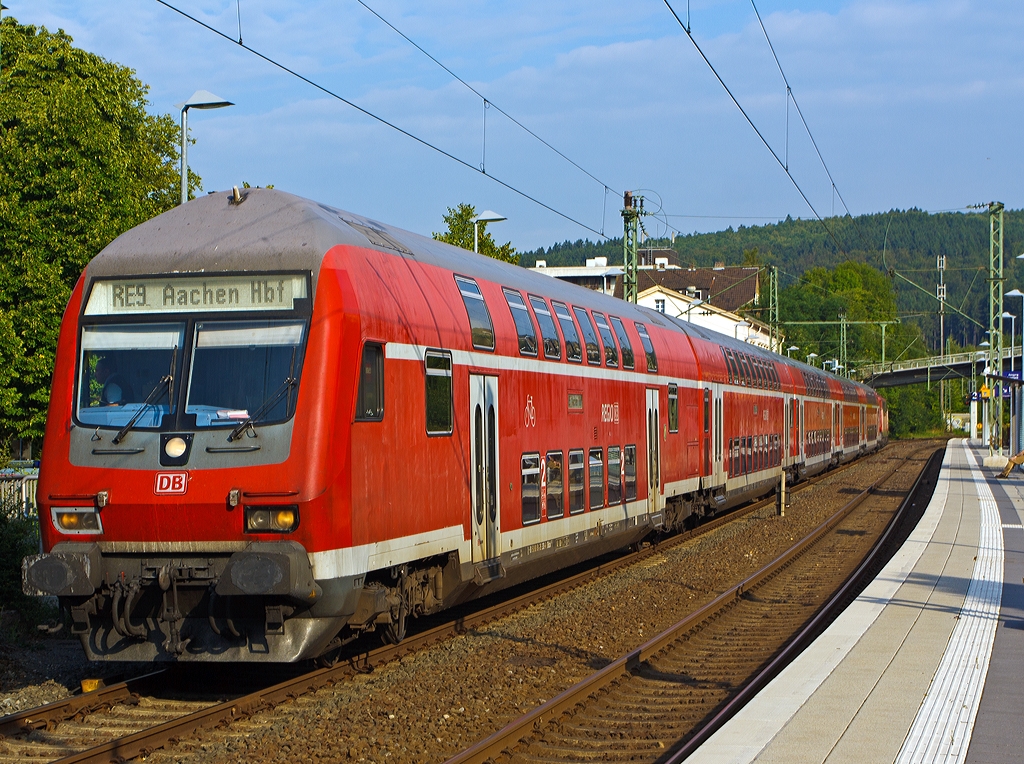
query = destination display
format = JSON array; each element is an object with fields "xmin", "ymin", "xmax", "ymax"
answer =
[{"xmin": 84, "ymin": 274, "xmax": 308, "ymax": 315}]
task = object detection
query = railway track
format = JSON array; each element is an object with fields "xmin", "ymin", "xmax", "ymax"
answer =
[
  {"xmin": 446, "ymin": 442, "xmax": 943, "ymax": 764},
  {"xmin": 0, "ymin": 446, "xmax": 902, "ymax": 763}
]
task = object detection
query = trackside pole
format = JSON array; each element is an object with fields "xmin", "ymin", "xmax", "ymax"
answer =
[{"xmin": 778, "ymin": 471, "xmax": 787, "ymax": 517}]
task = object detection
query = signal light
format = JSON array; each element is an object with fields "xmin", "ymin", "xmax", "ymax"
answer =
[{"xmin": 244, "ymin": 505, "xmax": 299, "ymax": 533}]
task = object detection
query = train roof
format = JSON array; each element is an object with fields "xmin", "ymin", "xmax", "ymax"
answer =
[{"xmin": 87, "ymin": 188, "xmax": 881, "ymax": 402}]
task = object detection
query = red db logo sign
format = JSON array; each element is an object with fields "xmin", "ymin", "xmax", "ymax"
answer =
[{"xmin": 154, "ymin": 472, "xmax": 188, "ymax": 495}]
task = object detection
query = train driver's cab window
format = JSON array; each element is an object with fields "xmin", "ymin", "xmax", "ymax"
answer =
[
  {"xmin": 77, "ymin": 323, "xmax": 184, "ymax": 429},
  {"xmin": 609, "ymin": 316, "xmax": 634, "ymax": 370},
  {"xmin": 552, "ymin": 301, "xmax": 582, "ymax": 363},
  {"xmin": 424, "ymin": 350, "xmax": 453, "ymax": 435},
  {"xmin": 503, "ymin": 289, "xmax": 538, "ymax": 357},
  {"xmin": 635, "ymin": 322, "xmax": 657, "ymax": 372},
  {"xmin": 355, "ymin": 342, "xmax": 384, "ymax": 420},
  {"xmin": 568, "ymin": 449, "xmax": 586, "ymax": 514},
  {"xmin": 592, "ymin": 312, "xmax": 619, "ymax": 367},
  {"xmin": 572, "ymin": 306, "xmax": 602, "ymax": 365},
  {"xmin": 454, "ymin": 275, "xmax": 494, "ymax": 351},
  {"xmin": 528, "ymin": 295, "xmax": 561, "ymax": 360},
  {"xmin": 521, "ymin": 453, "xmax": 541, "ymax": 525},
  {"xmin": 186, "ymin": 320, "xmax": 307, "ymax": 428},
  {"xmin": 546, "ymin": 451, "xmax": 565, "ymax": 518}
]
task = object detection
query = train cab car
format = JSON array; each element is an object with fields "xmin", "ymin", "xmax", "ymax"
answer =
[{"xmin": 22, "ymin": 189, "xmax": 887, "ymax": 663}]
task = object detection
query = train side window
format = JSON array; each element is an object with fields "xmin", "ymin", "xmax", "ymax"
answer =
[
  {"xmin": 609, "ymin": 316, "xmax": 635, "ymax": 369},
  {"xmin": 624, "ymin": 445, "xmax": 637, "ymax": 501},
  {"xmin": 503, "ymin": 289, "xmax": 538, "ymax": 357},
  {"xmin": 753, "ymin": 359, "xmax": 765, "ymax": 389},
  {"xmin": 703, "ymin": 388, "xmax": 710, "ymax": 433},
  {"xmin": 608, "ymin": 446, "xmax": 622, "ymax": 504},
  {"xmin": 546, "ymin": 451, "xmax": 565, "ymax": 519},
  {"xmin": 552, "ymin": 301, "xmax": 582, "ymax": 363},
  {"xmin": 739, "ymin": 354, "xmax": 752, "ymax": 386},
  {"xmin": 635, "ymin": 323, "xmax": 657, "ymax": 372},
  {"xmin": 355, "ymin": 342, "xmax": 384, "ymax": 421},
  {"xmin": 521, "ymin": 453, "xmax": 541, "ymax": 525},
  {"xmin": 454, "ymin": 275, "xmax": 494, "ymax": 351},
  {"xmin": 668, "ymin": 384, "xmax": 679, "ymax": 433},
  {"xmin": 724, "ymin": 349, "xmax": 735, "ymax": 384},
  {"xmin": 424, "ymin": 350, "xmax": 453, "ymax": 435},
  {"xmin": 528, "ymin": 295, "xmax": 562, "ymax": 360},
  {"xmin": 589, "ymin": 447, "xmax": 605, "ymax": 510},
  {"xmin": 572, "ymin": 306, "xmax": 602, "ymax": 365},
  {"xmin": 592, "ymin": 312, "xmax": 619, "ymax": 367},
  {"xmin": 568, "ymin": 449, "xmax": 586, "ymax": 514}
]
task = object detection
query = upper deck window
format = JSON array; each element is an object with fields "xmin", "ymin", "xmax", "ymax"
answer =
[
  {"xmin": 503, "ymin": 289, "xmax": 538, "ymax": 357},
  {"xmin": 609, "ymin": 316, "xmax": 634, "ymax": 370},
  {"xmin": 572, "ymin": 307, "xmax": 602, "ymax": 366},
  {"xmin": 454, "ymin": 275, "xmax": 494, "ymax": 351},
  {"xmin": 635, "ymin": 322, "xmax": 657, "ymax": 372},
  {"xmin": 592, "ymin": 312, "xmax": 619, "ymax": 368},
  {"xmin": 187, "ymin": 320, "xmax": 306, "ymax": 427},
  {"xmin": 528, "ymin": 295, "xmax": 561, "ymax": 360},
  {"xmin": 552, "ymin": 302, "xmax": 582, "ymax": 363},
  {"xmin": 77, "ymin": 323, "xmax": 185, "ymax": 429}
]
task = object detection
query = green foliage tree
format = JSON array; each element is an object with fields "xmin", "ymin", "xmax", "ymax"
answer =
[
  {"xmin": 433, "ymin": 203, "xmax": 519, "ymax": 265},
  {"xmin": 0, "ymin": 17, "xmax": 183, "ymax": 442}
]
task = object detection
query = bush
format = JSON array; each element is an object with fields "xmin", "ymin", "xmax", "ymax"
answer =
[{"xmin": 0, "ymin": 495, "xmax": 54, "ymax": 633}]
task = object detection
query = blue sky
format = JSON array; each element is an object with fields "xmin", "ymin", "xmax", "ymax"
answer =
[{"xmin": 7, "ymin": 1, "xmax": 1024, "ymax": 253}]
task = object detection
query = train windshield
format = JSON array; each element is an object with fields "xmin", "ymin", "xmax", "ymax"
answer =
[
  {"xmin": 77, "ymin": 323, "xmax": 185, "ymax": 428},
  {"xmin": 186, "ymin": 320, "xmax": 306, "ymax": 428}
]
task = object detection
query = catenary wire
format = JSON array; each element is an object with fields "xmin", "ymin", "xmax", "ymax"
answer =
[
  {"xmin": 155, "ymin": 0, "xmax": 609, "ymax": 240},
  {"xmin": 661, "ymin": 0, "xmax": 848, "ymax": 258},
  {"xmin": 355, "ymin": 0, "xmax": 620, "ymax": 199}
]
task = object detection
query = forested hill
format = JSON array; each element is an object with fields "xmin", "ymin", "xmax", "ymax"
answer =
[{"xmin": 524, "ymin": 208, "xmax": 1024, "ymax": 349}]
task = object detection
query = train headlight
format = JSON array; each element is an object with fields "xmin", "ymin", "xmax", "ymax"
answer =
[
  {"xmin": 244, "ymin": 505, "xmax": 299, "ymax": 533},
  {"xmin": 51, "ymin": 507, "xmax": 103, "ymax": 535}
]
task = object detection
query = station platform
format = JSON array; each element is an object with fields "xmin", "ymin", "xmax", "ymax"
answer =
[{"xmin": 688, "ymin": 439, "xmax": 1024, "ymax": 764}]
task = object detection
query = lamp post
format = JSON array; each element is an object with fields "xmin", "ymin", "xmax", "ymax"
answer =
[
  {"xmin": 683, "ymin": 298, "xmax": 705, "ymax": 321},
  {"xmin": 735, "ymin": 320, "xmax": 751, "ymax": 342},
  {"xmin": 472, "ymin": 210, "xmax": 506, "ymax": 253},
  {"xmin": 178, "ymin": 90, "xmax": 234, "ymax": 205},
  {"xmin": 787, "ymin": 345, "xmax": 798, "ymax": 358},
  {"xmin": 806, "ymin": 352, "xmax": 818, "ymax": 366}
]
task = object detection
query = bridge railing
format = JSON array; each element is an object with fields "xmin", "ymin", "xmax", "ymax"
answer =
[
  {"xmin": 0, "ymin": 467, "xmax": 39, "ymax": 522},
  {"xmin": 854, "ymin": 348, "xmax": 1012, "ymax": 380}
]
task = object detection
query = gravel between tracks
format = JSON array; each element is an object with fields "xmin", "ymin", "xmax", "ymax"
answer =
[{"xmin": 143, "ymin": 440, "xmax": 933, "ymax": 764}]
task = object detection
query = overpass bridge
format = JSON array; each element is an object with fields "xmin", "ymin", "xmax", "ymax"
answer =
[{"xmin": 852, "ymin": 347, "xmax": 1020, "ymax": 388}]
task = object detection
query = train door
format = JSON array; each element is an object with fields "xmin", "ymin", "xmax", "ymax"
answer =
[
  {"xmin": 800, "ymin": 400, "xmax": 805, "ymax": 460},
  {"xmin": 703, "ymin": 388, "xmax": 712, "ymax": 476},
  {"xmin": 646, "ymin": 388, "xmax": 662, "ymax": 516},
  {"xmin": 713, "ymin": 386, "xmax": 724, "ymax": 484},
  {"xmin": 470, "ymin": 375, "xmax": 500, "ymax": 563}
]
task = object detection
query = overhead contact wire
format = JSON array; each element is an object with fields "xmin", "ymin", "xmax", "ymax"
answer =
[{"xmin": 155, "ymin": 0, "xmax": 608, "ymax": 239}]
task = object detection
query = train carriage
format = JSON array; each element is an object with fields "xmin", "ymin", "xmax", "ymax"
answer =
[{"xmin": 23, "ymin": 189, "xmax": 886, "ymax": 663}]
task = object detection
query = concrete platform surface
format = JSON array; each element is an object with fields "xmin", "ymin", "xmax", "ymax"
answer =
[{"xmin": 688, "ymin": 439, "xmax": 1024, "ymax": 764}]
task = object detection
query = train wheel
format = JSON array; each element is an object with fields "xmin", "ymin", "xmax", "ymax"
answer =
[{"xmin": 383, "ymin": 598, "xmax": 407, "ymax": 644}]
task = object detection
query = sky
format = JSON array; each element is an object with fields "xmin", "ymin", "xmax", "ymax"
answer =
[{"xmin": 6, "ymin": 1, "xmax": 1024, "ymax": 254}]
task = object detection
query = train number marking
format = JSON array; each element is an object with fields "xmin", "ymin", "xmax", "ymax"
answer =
[
  {"xmin": 601, "ymin": 402, "xmax": 620, "ymax": 424},
  {"xmin": 524, "ymin": 395, "xmax": 536, "ymax": 428},
  {"xmin": 154, "ymin": 472, "xmax": 189, "ymax": 495}
]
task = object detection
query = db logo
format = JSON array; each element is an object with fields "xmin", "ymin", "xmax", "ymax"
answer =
[{"xmin": 154, "ymin": 472, "xmax": 189, "ymax": 495}]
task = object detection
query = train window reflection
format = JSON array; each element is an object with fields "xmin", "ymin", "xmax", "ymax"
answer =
[
  {"xmin": 592, "ymin": 312, "xmax": 619, "ymax": 368},
  {"xmin": 503, "ymin": 289, "xmax": 538, "ymax": 357},
  {"xmin": 624, "ymin": 445, "xmax": 637, "ymax": 501},
  {"xmin": 609, "ymin": 316, "xmax": 634, "ymax": 370},
  {"xmin": 454, "ymin": 276, "xmax": 494, "ymax": 351},
  {"xmin": 187, "ymin": 320, "xmax": 306, "ymax": 427},
  {"xmin": 77, "ymin": 323, "xmax": 184, "ymax": 428},
  {"xmin": 528, "ymin": 295, "xmax": 561, "ymax": 360},
  {"xmin": 546, "ymin": 451, "xmax": 565, "ymax": 519},
  {"xmin": 425, "ymin": 351, "xmax": 453, "ymax": 435},
  {"xmin": 521, "ymin": 453, "xmax": 541, "ymax": 525},
  {"xmin": 552, "ymin": 302, "xmax": 582, "ymax": 363},
  {"xmin": 568, "ymin": 449, "xmax": 585, "ymax": 514},
  {"xmin": 589, "ymin": 448, "xmax": 604, "ymax": 510}
]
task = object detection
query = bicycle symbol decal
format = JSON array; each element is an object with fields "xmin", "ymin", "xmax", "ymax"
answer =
[{"xmin": 524, "ymin": 395, "xmax": 536, "ymax": 428}]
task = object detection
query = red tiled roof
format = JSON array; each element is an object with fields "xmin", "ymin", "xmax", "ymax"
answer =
[{"xmin": 613, "ymin": 266, "xmax": 760, "ymax": 311}]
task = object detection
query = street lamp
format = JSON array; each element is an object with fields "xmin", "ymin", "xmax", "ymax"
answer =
[
  {"xmin": 683, "ymin": 298, "xmax": 705, "ymax": 321},
  {"xmin": 787, "ymin": 345, "xmax": 798, "ymax": 358},
  {"xmin": 178, "ymin": 90, "xmax": 234, "ymax": 205},
  {"xmin": 472, "ymin": 210, "xmax": 506, "ymax": 253},
  {"xmin": 806, "ymin": 352, "xmax": 818, "ymax": 365}
]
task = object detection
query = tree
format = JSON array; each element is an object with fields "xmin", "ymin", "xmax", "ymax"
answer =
[
  {"xmin": 433, "ymin": 203, "xmax": 519, "ymax": 265},
  {"xmin": 0, "ymin": 17, "xmax": 184, "ymax": 442}
]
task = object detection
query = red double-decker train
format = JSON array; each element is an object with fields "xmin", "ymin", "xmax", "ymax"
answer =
[{"xmin": 23, "ymin": 189, "xmax": 886, "ymax": 663}]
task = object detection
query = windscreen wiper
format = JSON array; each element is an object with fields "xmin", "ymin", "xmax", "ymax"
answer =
[
  {"xmin": 227, "ymin": 376, "xmax": 297, "ymax": 442},
  {"xmin": 111, "ymin": 346, "xmax": 176, "ymax": 446}
]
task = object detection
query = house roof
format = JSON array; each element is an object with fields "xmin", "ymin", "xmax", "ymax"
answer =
[{"xmin": 614, "ymin": 266, "xmax": 760, "ymax": 311}]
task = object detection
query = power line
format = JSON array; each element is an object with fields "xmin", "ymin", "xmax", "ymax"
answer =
[
  {"xmin": 661, "ymin": 0, "xmax": 849, "ymax": 258},
  {"xmin": 355, "ymin": 0, "xmax": 619, "ymax": 199},
  {"xmin": 154, "ymin": 0, "xmax": 609, "ymax": 240}
]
